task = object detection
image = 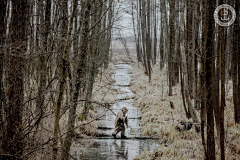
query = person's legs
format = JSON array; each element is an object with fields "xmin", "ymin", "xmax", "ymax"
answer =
[
  {"xmin": 121, "ymin": 126, "xmax": 126, "ymax": 138},
  {"xmin": 112, "ymin": 126, "xmax": 120, "ymax": 138}
]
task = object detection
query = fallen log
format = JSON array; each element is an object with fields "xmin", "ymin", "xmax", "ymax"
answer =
[
  {"xmin": 90, "ymin": 136, "xmax": 159, "ymax": 140},
  {"xmin": 128, "ymin": 116, "xmax": 141, "ymax": 120},
  {"xmin": 113, "ymin": 84, "xmax": 132, "ymax": 87},
  {"xmin": 98, "ymin": 127, "xmax": 113, "ymax": 130}
]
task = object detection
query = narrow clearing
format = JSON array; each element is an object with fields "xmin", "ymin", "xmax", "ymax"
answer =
[{"xmin": 75, "ymin": 63, "xmax": 159, "ymax": 160}]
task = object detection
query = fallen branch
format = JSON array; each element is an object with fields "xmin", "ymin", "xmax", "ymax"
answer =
[{"xmin": 91, "ymin": 136, "xmax": 159, "ymax": 140}]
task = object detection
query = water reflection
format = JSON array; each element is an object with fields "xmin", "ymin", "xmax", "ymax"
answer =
[{"xmin": 76, "ymin": 139, "xmax": 159, "ymax": 160}]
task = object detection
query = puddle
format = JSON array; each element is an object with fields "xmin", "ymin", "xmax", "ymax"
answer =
[{"xmin": 75, "ymin": 63, "xmax": 159, "ymax": 160}]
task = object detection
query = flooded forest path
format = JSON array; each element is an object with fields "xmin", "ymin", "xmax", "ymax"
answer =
[{"xmin": 75, "ymin": 63, "xmax": 159, "ymax": 160}]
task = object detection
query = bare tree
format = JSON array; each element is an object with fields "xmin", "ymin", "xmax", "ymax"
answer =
[
  {"xmin": 168, "ymin": 0, "xmax": 175, "ymax": 96},
  {"xmin": 180, "ymin": 0, "xmax": 199, "ymax": 130},
  {"xmin": 0, "ymin": 0, "xmax": 7, "ymax": 137},
  {"xmin": 3, "ymin": 0, "xmax": 28, "ymax": 159},
  {"xmin": 205, "ymin": 0, "xmax": 216, "ymax": 159},
  {"xmin": 233, "ymin": 0, "xmax": 240, "ymax": 124}
]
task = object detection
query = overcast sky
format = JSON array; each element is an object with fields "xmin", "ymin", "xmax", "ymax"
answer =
[{"xmin": 113, "ymin": 0, "xmax": 135, "ymax": 39}]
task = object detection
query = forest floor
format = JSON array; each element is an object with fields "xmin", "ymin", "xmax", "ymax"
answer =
[{"xmin": 129, "ymin": 61, "xmax": 240, "ymax": 160}]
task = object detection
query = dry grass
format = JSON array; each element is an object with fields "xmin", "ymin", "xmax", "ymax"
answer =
[{"xmin": 130, "ymin": 63, "xmax": 240, "ymax": 160}]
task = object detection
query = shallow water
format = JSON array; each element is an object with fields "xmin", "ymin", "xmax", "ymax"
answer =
[
  {"xmin": 75, "ymin": 139, "xmax": 158, "ymax": 160},
  {"xmin": 76, "ymin": 63, "xmax": 159, "ymax": 160}
]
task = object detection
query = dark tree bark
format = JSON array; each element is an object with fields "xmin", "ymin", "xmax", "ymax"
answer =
[
  {"xmin": 205, "ymin": 0, "xmax": 216, "ymax": 159},
  {"xmin": 233, "ymin": 0, "xmax": 240, "ymax": 124},
  {"xmin": 153, "ymin": 0, "xmax": 157, "ymax": 65},
  {"xmin": 105, "ymin": 0, "xmax": 114, "ymax": 69},
  {"xmin": 52, "ymin": 0, "xmax": 69, "ymax": 158},
  {"xmin": 219, "ymin": 1, "xmax": 227, "ymax": 159},
  {"xmin": 169, "ymin": 0, "xmax": 175, "ymax": 95},
  {"xmin": 60, "ymin": 1, "xmax": 80, "ymax": 159},
  {"xmin": 146, "ymin": 0, "xmax": 152, "ymax": 83},
  {"xmin": 214, "ymin": 18, "xmax": 220, "ymax": 141},
  {"xmin": 220, "ymin": 21, "xmax": 226, "ymax": 160},
  {"xmin": 0, "ymin": 0, "xmax": 7, "ymax": 135},
  {"xmin": 3, "ymin": 0, "xmax": 28, "ymax": 159},
  {"xmin": 238, "ymin": 3, "xmax": 240, "ymax": 125},
  {"xmin": 159, "ymin": 0, "xmax": 165, "ymax": 70},
  {"xmin": 186, "ymin": 0, "xmax": 193, "ymax": 97},
  {"xmin": 36, "ymin": 0, "xmax": 51, "ymax": 126},
  {"xmin": 83, "ymin": 0, "xmax": 103, "ymax": 120},
  {"xmin": 200, "ymin": 0, "xmax": 207, "ymax": 156},
  {"xmin": 140, "ymin": 0, "xmax": 148, "ymax": 76},
  {"xmin": 194, "ymin": 0, "xmax": 201, "ymax": 110},
  {"xmin": 174, "ymin": 0, "xmax": 180, "ymax": 85},
  {"xmin": 180, "ymin": 0, "xmax": 199, "ymax": 130}
]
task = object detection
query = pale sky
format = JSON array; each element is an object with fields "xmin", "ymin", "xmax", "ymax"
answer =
[{"xmin": 113, "ymin": 0, "xmax": 135, "ymax": 39}]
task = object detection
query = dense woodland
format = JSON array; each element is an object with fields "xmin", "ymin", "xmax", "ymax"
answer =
[
  {"xmin": 0, "ymin": 0, "xmax": 240, "ymax": 160},
  {"xmin": 131, "ymin": 0, "xmax": 240, "ymax": 159}
]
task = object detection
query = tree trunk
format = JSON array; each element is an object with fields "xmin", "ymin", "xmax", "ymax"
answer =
[
  {"xmin": 0, "ymin": 0, "xmax": 7, "ymax": 137},
  {"xmin": 233, "ymin": 0, "xmax": 240, "ymax": 124},
  {"xmin": 180, "ymin": 0, "xmax": 199, "ymax": 128},
  {"xmin": 200, "ymin": 0, "xmax": 208, "ymax": 156},
  {"xmin": 219, "ymin": 0, "xmax": 227, "ymax": 159},
  {"xmin": 104, "ymin": 0, "xmax": 114, "ymax": 69},
  {"xmin": 220, "ymin": 18, "xmax": 226, "ymax": 160},
  {"xmin": 153, "ymin": 0, "xmax": 157, "ymax": 65},
  {"xmin": 169, "ymin": 0, "xmax": 175, "ymax": 95},
  {"xmin": 159, "ymin": 0, "xmax": 166, "ymax": 70},
  {"xmin": 59, "ymin": 0, "xmax": 80, "ymax": 159},
  {"xmin": 3, "ymin": 0, "xmax": 28, "ymax": 159},
  {"xmin": 140, "ymin": 0, "xmax": 148, "ymax": 76},
  {"xmin": 214, "ymin": 23, "xmax": 220, "ymax": 142},
  {"xmin": 174, "ymin": 0, "xmax": 180, "ymax": 85},
  {"xmin": 205, "ymin": 0, "xmax": 216, "ymax": 159},
  {"xmin": 132, "ymin": 1, "xmax": 140, "ymax": 64},
  {"xmin": 146, "ymin": 0, "xmax": 152, "ymax": 83},
  {"xmin": 36, "ymin": 0, "xmax": 51, "ymax": 127},
  {"xmin": 186, "ymin": 0, "xmax": 193, "ymax": 98},
  {"xmin": 52, "ymin": 0, "xmax": 69, "ymax": 158}
]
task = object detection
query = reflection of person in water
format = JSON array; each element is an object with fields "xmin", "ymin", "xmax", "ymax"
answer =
[
  {"xmin": 112, "ymin": 140, "xmax": 128, "ymax": 159},
  {"xmin": 112, "ymin": 107, "xmax": 129, "ymax": 138}
]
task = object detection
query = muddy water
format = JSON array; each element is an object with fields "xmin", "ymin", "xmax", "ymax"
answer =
[{"xmin": 76, "ymin": 63, "xmax": 159, "ymax": 160}]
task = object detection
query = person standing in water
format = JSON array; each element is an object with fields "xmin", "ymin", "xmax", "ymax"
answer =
[{"xmin": 112, "ymin": 107, "xmax": 129, "ymax": 138}]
